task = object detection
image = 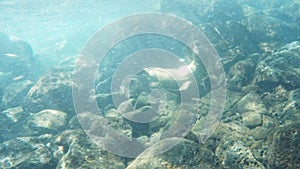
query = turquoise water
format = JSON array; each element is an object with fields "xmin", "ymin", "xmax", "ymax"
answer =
[
  {"xmin": 0, "ymin": 0, "xmax": 160, "ymax": 68},
  {"xmin": 1, "ymin": 0, "xmax": 300, "ymax": 168}
]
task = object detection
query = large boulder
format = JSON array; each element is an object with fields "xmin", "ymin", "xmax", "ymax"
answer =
[
  {"xmin": 0, "ymin": 135, "xmax": 57, "ymax": 169},
  {"xmin": 27, "ymin": 109, "xmax": 68, "ymax": 133},
  {"xmin": 227, "ymin": 56, "xmax": 257, "ymax": 91},
  {"xmin": 127, "ymin": 139, "xmax": 220, "ymax": 169},
  {"xmin": 0, "ymin": 106, "xmax": 29, "ymax": 142},
  {"xmin": 0, "ymin": 32, "xmax": 35, "ymax": 78},
  {"xmin": 253, "ymin": 41, "xmax": 300, "ymax": 91},
  {"xmin": 0, "ymin": 32, "xmax": 40, "ymax": 110},
  {"xmin": 55, "ymin": 130, "xmax": 125, "ymax": 169},
  {"xmin": 243, "ymin": 1, "xmax": 300, "ymax": 50},
  {"xmin": 24, "ymin": 67, "xmax": 74, "ymax": 113},
  {"xmin": 267, "ymin": 122, "xmax": 300, "ymax": 169},
  {"xmin": 1, "ymin": 80, "xmax": 33, "ymax": 109}
]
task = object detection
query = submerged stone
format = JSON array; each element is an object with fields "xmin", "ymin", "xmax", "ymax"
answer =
[
  {"xmin": 55, "ymin": 130, "xmax": 125, "ymax": 169},
  {"xmin": 0, "ymin": 136, "xmax": 56, "ymax": 169},
  {"xmin": 27, "ymin": 109, "xmax": 67, "ymax": 132},
  {"xmin": 1, "ymin": 80, "xmax": 33, "ymax": 108},
  {"xmin": 2, "ymin": 106, "xmax": 24, "ymax": 123},
  {"xmin": 127, "ymin": 139, "xmax": 219, "ymax": 169},
  {"xmin": 267, "ymin": 122, "xmax": 300, "ymax": 169},
  {"xmin": 0, "ymin": 32, "xmax": 36, "ymax": 79},
  {"xmin": 227, "ymin": 58, "xmax": 256, "ymax": 91},
  {"xmin": 24, "ymin": 67, "xmax": 73, "ymax": 113},
  {"xmin": 217, "ymin": 141, "xmax": 266, "ymax": 169},
  {"xmin": 254, "ymin": 41, "xmax": 300, "ymax": 91}
]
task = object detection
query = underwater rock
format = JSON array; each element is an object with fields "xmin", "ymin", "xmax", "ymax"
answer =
[
  {"xmin": 263, "ymin": 87, "xmax": 300, "ymax": 125},
  {"xmin": 1, "ymin": 80, "xmax": 33, "ymax": 109},
  {"xmin": 260, "ymin": 85, "xmax": 290, "ymax": 120},
  {"xmin": 282, "ymin": 88, "xmax": 300, "ymax": 124},
  {"xmin": 8, "ymin": 37, "xmax": 33, "ymax": 59},
  {"xmin": 227, "ymin": 57, "xmax": 256, "ymax": 91},
  {"xmin": 238, "ymin": 96, "xmax": 265, "ymax": 129},
  {"xmin": 116, "ymin": 99, "xmax": 151, "ymax": 137},
  {"xmin": 267, "ymin": 122, "xmax": 300, "ymax": 169},
  {"xmin": 0, "ymin": 32, "xmax": 35, "ymax": 78},
  {"xmin": 242, "ymin": 109, "xmax": 262, "ymax": 129},
  {"xmin": 161, "ymin": 0, "xmax": 260, "ymax": 64},
  {"xmin": 216, "ymin": 140, "xmax": 266, "ymax": 169},
  {"xmin": 2, "ymin": 106, "xmax": 24, "ymax": 123},
  {"xmin": 127, "ymin": 139, "xmax": 220, "ymax": 169},
  {"xmin": 251, "ymin": 126, "xmax": 271, "ymax": 141},
  {"xmin": 0, "ymin": 32, "xmax": 33, "ymax": 59},
  {"xmin": 105, "ymin": 108, "xmax": 132, "ymax": 138},
  {"xmin": 0, "ymin": 136, "xmax": 56, "ymax": 169},
  {"xmin": 223, "ymin": 90, "xmax": 243, "ymax": 112},
  {"xmin": 0, "ymin": 107, "xmax": 24, "ymax": 142},
  {"xmin": 55, "ymin": 129, "xmax": 125, "ymax": 169},
  {"xmin": 245, "ymin": 8, "xmax": 300, "ymax": 50},
  {"xmin": 24, "ymin": 67, "xmax": 73, "ymax": 113},
  {"xmin": 232, "ymin": 90, "xmax": 267, "ymax": 129},
  {"xmin": 27, "ymin": 109, "xmax": 67, "ymax": 132},
  {"xmin": 164, "ymin": 1, "xmax": 258, "ymax": 60},
  {"xmin": 211, "ymin": 122, "xmax": 266, "ymax": 168},
  {"xmin": 201, "ymin": 21, "xmax": 260, "ymax": 65},
  {"xmin": 209, "ymin": 121, "xmax": 271, "ymax": 168},
  {"xmin": 250, "ymin": 115, "xmax": 275, "ymax": 141},
  {"xmin": 254, "ymin": 41, "xmax": 300, "ymax": 91},
  {"xmin": 133, "ymin": 91, "xmax": 151, "ymax": 109},
  {"xmin": 211, "ymin": 122, "xmax": 252, "ymax": 145}
]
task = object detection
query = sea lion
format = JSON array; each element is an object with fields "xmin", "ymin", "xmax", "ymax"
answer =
[{"xmin": 144, "ymin": 60, "xmax": 196, "ymax": 91}]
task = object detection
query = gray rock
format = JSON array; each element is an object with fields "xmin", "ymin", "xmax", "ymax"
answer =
[
  {"xmin": 242, "ymin": 110, "xmax": 262, "ymax": 129},
  {"xmin": 105, "ymin": 108, "xmax": 132, "ymax": 137},
  {"xmin": 8, "ymin": 37, "xmax": 33, "ymax": 59},
  {"xmin": 267, "ymin": 122, "xmax": 300, "ymax": 169},
  {"xmin": 203, "ymin": 20, "xmax": 260, "ymax": 57},
  {"xmin": 27, "ymin": 109, "xmax": 67, "ymax": 132},
  {"xmin": 233, "ymin": 90, "xmax": 267, "ymax": 129},
  {"xmin": 282, "ymin": 88, "xmax": 300, "ymax": 122},
  {"xmin": 261, "ymin": 85, "xmax": 290, "ymax": 119},
  {"xmin": 24, "ymin": 67, "xmax": 73, "ymax": 113},
  {"xmin": 227, "ymin": 58, "xmax": 256, "ymax": 91},
  {"xmin": 127, "ymin": 139, "xmax": 220, "ymax": 169},
  {"xmin": 212, "ymin": 122, "xmax": 252, "ymax": 144},
  {"xmin": 260, "ymin": 85, "xmax": 300, "ymax": 125},
  {"xmin": 243, "ymin": 0, "xmax": 300, "ymax": 50},
  {"xmin": 161, "ymin": 0, "xmax": 261, "ymax": 67},
  {"xmin": 55, "ymin": 130, "xmax": 125, "ymax": 169},
  {"xmin": 254, "ymin": 41, "xmax": 300, "ymax": 91},
  {"xmin": 2, "ymin": 106, "xmax": 24, "ymax": 123},
  {"xmin": 1, "ymin": 80, "xmax": 33, "ymax": 108},
  {"xmin": 0, "ymin": 32, "xmax": 35, "ymax": 78},
  {"xmin": 262, "ymin": 115, "xmax": 276, "ymax": 128},
  {"xmin": 0, "ymin": 106, "xmax": 31, "ymax": 142},
  {"xmin": 251, "ymin": 126, "xmax": 272, "ymax": 141},
  {"xmin": 0, "ymin": 136, "xmax": 56, "ymax": 169},
  {"xmin": 216, "ymin": 140, "xmax": 266, "ymax": 169},
  {"xmin": 210, "ymin": 122, "xmax": 266, "ymax": 168}
]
